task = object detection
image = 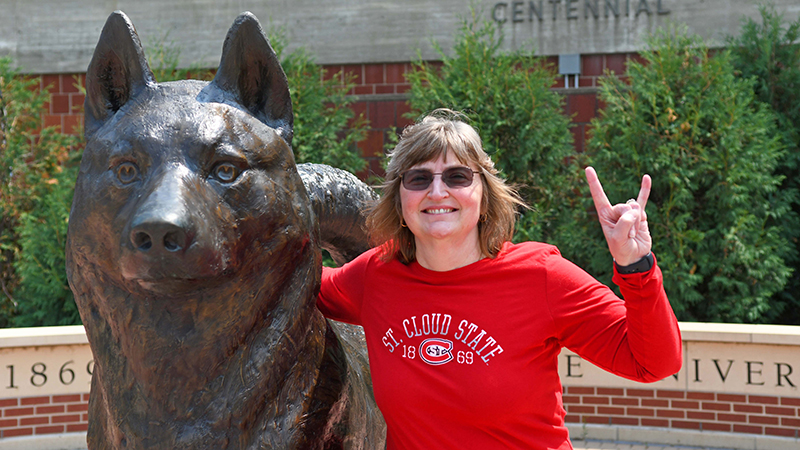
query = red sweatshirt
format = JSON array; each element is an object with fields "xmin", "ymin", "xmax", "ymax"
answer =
[{"xmin": 318, "ymin": 241, "xmax": 682, "ymax": 450}]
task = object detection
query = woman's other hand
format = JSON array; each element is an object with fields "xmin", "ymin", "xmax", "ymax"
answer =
[{"xmin": 585, "ymin": 166, "xmax": 652, "ymax": 266}]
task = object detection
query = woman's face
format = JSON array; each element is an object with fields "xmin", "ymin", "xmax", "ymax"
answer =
[{"xmin": 399, "ymin": 150, "xmax": 483, "ymax": 252}]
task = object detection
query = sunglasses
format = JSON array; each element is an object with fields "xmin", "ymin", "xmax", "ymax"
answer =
[{"xmin": 400, "ymin": 166, "xmax": 481, "ymax": 191}]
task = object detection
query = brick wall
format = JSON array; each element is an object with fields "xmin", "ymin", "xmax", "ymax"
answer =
[
  {"xmin": 563, "ymin": 387, "xmax": 800, "ymax": 439},
  {"xmin": 28, "ymin": 53, "xmax": 645, "ymax": 180},
  {"xmin": 0, "ymin": 394, "xmax": 88, "ymax": 439}
]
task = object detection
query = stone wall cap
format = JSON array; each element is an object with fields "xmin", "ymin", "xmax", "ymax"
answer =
[
  {"xmin": 0, "ymin": 325, "xmax": 88, "ymax": 348},
  {"xmin": 679, "ymin": 322, "xmax": 800, "ymax": 346}
]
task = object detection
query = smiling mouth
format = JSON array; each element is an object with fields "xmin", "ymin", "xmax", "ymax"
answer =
[{"xmin": 425, "ymin": 208, "xmax": 456, "ymax": 214}]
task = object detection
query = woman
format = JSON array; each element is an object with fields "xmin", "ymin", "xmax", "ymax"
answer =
[{"xmin": 317, "ymin": 110, "xmax": 682, "ymax": 449}]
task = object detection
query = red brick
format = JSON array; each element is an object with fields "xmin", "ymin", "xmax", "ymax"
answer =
[
  {"xmin": 687, "ymin": 411, "xmax": 715, "ymax": 421},
  {"xmin": 51, "ymin": 94, "xmax": 70, "ymax": 114},
  {"xmin": 67, "ymin": 403, "xmax": 89, "ymax": 413},
  {"xmin": 765, "ymin": 406, "xmax": 796, "ymax": 416},
  {"xmin": 702, "ymin": 402, "xmax": 731, "ymax": 412},
  {"xmin": 672, "ymin": 400, "xmax": 699, "ymax": 409},
  {"xmin": 4, "ymin": 407, "xmax": 34, "ymax": 417},
  {"xmin": 3, "ymin": 427, "xmax": 33, "ymax": 437},
  {"xmin": 582, "ymin": 54, "xmax": 603, "ymax": 76},
  {"xmin": 611, "ymin": 397, "xmax": 638, "ymax": 406},
  {"xmin": 385, "ymin": 63, "xmax": 408, "ymax": 84},
  {"xmin": 0, "ymin": 399, "xmax": 18, "ymax": 408},
  {"xmin": 627, "ymin": 389, "xmax": 654, "ymax": 398},
  {"xmin": 52, "ymin": 395, "xmax": 82, "ymax": 404},
  {"xmin": 364, "ymin": 64, "xmax": 384, "ymax": 85},
  {"xmin": 734, "ymin": 424, "xmax": 763, "ymax": 434},
  {"xmin": 781, "ymin": 397, "xmax": 800, "ymax": 406},
  {"xmin": 567, "ymin": 405, "xmax": 595, "ymax": 414},
  {"xmin": 0, "ymin": 418, "xmax": 17, "ymax": 428},
  {"xmin": 718, "ymin": 393, "xmax": 747, "ymax": 402},
  {"xmin": 70, "ymin": 93, "xmax": 86, "ymax": 111},
  {"xmin": 353, "ymin": 85, "xmax": 373, "ymax": 96},
  {"xmin": 342, "ymin": 64, "xmax": 363, "ymax": 85},
  {"xmin": 701, "ymin": 422, "xmax": 731, "ymax": 432},
  {"xmin": 357, "ymin": 130, "xmax": 385, "ymax": 158},
  {"xmin": 63, "ymin": 114, "xmax": 83, "ymax": 135},
  {"xmin": 43, "ymin": 114, "xmax": 62, "ymax": 130},
  {"xmin": 718, "ymin": 413, "xmax": 747, "ymax": 423},
  {"xmin": 370, "ymin": 101, "xmax": 396, "ymax": 129},
  {"xmin": 584, "ymin": 416, "xmax": 612, "ymax": 425},
  {"xmin": 348, "ymin": 101, "xmax": 368, "ymax": 128},
  {"xmin": 570, "ymin": 125, "xmax": 585, "ymax": 154},
  {"xmin": 734, "ymin": 404, "xmax": 763, "ymax": 414},
  {"xmin": 749, "ymin": 395, "xmax": 779, "ymax": 405},
  {"xmin": 20, "ymin": 417, "xmax": 49, "ymax": 426},
  {"xmin": 36, "ymin": 405, "xmax": 65, "ymax": 415},
  {"xmin": 63, "ymin": 74, "xmax": 83, "ymax": 93},
  {"xmin": 641, "ymin": 418, "xmax": 669, "ymax": 427},
  {"xmin": 641, "ymin": 399, "xmax": 669, "ymax": 408},
  {"xmin": 567, "ymin": 387, "xmax": 595, "ymax": 395},
  {"xmin": 782, "ymin": 417, "xmax": 800, "ymax": 427},
  {"xmin": 656, "ymin": 409, "xmax": 684, "ymax": 418},
  {"xmin": 83, "ymin": 393, "xmax": 91, "ymax": 402},
  {"xmin": 583, "ymin": 396, "xmax": 610, "ymax": 405},
  {"xmin": 82, "ymin": 413, "xmax": 89, "ymax": 421},
  {"xmin": 551, "ymin": 77, "xmax": 565, "ymax": 89},
  {"xmin": 611, "ymin": 417, "xmax": 638, "ymax": 426},
  {"xmin": 597, "ymin": 385, "xmax": 621, "ymax": 396},
  {"xmin": 749, "ymin": 415, "xmax": 779, "ymax": 425},
  {"xmin": 375, "ymin": 85, "xmax": 394, "ymax": 95},
  {"xmin": 627, "ymin": 408, "xmax": 655, "ymax": 417},
  {"xmin": 35, "ymin": 425, "xmax": 64, "ymax": 434},
  {"xmin": 562, "ymin": 395, "xmax": 580, "ymax": 404},
  {"xmin": 564, "ymin": 414, "xmax": 580, "ymax": 423},
  {"xmin": 672, "ymin": 420, "xmax": 701, "ymax": 430},
  {"xmin": 394, "ymin": 83, "xmax": 411, "ymax": 94},
  {"xmin": 51, "ymin": 414, "xmax": 81, "ymax": 424},
  {"xmin": 605, "ymin": 54, "xmax": 628, "ymax": 75},
  {"xmin": 21, "ymin": 396, "xmax": 51, "ymax": 406},
  {"xmin": 67, "ymin": 423, "xmax": 89, "ymax": 432},
  {"xmin": 597, "ymin": 406, "xmax": 624, "ymax": 415},
  {"xmin": 765, "ymin": 427, "xmax": 796, "ymax": 438},
  {"xmin": 567, "ymin": 93, "xmax": 596, "ymax": 123},
  {"xmin": 578, "ymin": 76, "xmax": 595, "ymax": 88},
  {"xmin": 396, "ymin": 101, "xmax": 413, "ymax": 128},
  {"xmin": 657, "ymin": 390, "xmax": 685, "ymax": 399},
  {"xmin": 687, "ymin": 392, "xmax": 715, "ymax": 400},
  {"xmin": 321, "ymin": 66, "xmax": 343, "ymax": 83},
  {"xmin": 41, "ymin": 74, "xmax": 61, "ymax": 92}
]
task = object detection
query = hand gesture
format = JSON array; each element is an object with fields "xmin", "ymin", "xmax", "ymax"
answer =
[{"xmin": 585, "ymin": 166, "xmax": 652, "ymax": 266}]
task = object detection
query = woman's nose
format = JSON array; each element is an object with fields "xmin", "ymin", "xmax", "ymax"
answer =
[{"xmin": 427, "ymin": 175, "xmax": 450, "ymax": 198}]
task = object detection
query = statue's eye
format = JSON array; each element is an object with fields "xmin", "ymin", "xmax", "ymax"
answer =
[
  {"xmin": 116, "ymin": 162, "xmax": 139, "ymax": 184},
  {"xmin": 212, "ymin": 162, "xmax": 240, "ymax": 183}
]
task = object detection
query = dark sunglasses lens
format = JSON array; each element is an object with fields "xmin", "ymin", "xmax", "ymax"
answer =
[
  {"xmin": 402, "ymin": 170, "xmax": 434, "ymax": 190},
  {"xmin": 442, "ymin": 167, "xmax": 474, "ymax": 187}
]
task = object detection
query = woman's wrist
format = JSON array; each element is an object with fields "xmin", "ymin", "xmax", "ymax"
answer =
[{"xmin": 614, "ymin": 252, "xmax": 654, "ymax": 274}]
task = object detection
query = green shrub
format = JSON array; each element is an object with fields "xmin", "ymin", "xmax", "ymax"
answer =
[
  {"xmin": 563, "ymin": 27, "xmax": 792, "ymax": 323},
  {"xmin": 404, "ymin": 9, "xmax": 579, "ymax": 243},
  {"xmin": 727, "ymin": 4, "xmax": 800, "ymax": 324},
  {"xmin": 0, "ymin": 58, "xmax": 81, "ymax": 327}
]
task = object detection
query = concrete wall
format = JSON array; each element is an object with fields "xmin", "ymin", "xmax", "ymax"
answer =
[{"xmin": 1, "ymin": 0, "xmax": 798, "ymax": 74}]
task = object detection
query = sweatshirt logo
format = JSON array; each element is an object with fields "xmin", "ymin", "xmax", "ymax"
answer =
[{"xmin": 419, "ymin": 338, "xmax": 454, "ymax": 365}]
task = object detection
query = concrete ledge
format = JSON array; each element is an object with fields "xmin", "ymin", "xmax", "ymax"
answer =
[
  {"xmin": 568, "ymin": 424, "xmax": 800, "ymax": 450},
  {"xmin": 679, "ymin": 322, "xmax": 800, "ymax": 346},
  {"xmin": 0, "ymin": 325, "xmax": 88, "ymax": 348},
  {"xmin": 0, "ymin": 432, "xmax": 87, "ymax": 450}
]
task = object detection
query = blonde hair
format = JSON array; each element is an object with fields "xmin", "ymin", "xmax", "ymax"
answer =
[{"xmin": 367, "ymin": 109, "xmax": 526, "ymax": 264}]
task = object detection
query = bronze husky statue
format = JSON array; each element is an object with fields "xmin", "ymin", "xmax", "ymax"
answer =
[{"xmin": 66, "ymin": 11, "xmax": 384, "ymax": 449}]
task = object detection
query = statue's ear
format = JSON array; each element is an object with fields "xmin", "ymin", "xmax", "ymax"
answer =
[
  {"xmin": 211, "ymin": 12, "xmax": 293, "ymax": 145},
  {"xmin": 84, "ymin": 11, "xmax": 155, "ymax": 138}
]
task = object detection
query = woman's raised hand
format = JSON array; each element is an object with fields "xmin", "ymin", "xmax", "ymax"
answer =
[{"xmin": 585, "ymin": 166, "xmax": 652, "ymax": 267}]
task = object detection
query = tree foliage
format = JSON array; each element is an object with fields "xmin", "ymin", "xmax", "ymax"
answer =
[
  {"xmin": 727, "ymin": 4, "xmax": 800, "ymax": 324},
  {"xmin": 404, "ymin": 9, "xmax": 579, "ymax": 242},
  {"xmin": 560, "ymin": 27, "xmax": 792, "ymax": 323}
]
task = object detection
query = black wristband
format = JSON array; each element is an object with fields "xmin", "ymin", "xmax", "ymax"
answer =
[{"xmin": 614, "ymin": 252, "xmax": 654, "ymax": 274}]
